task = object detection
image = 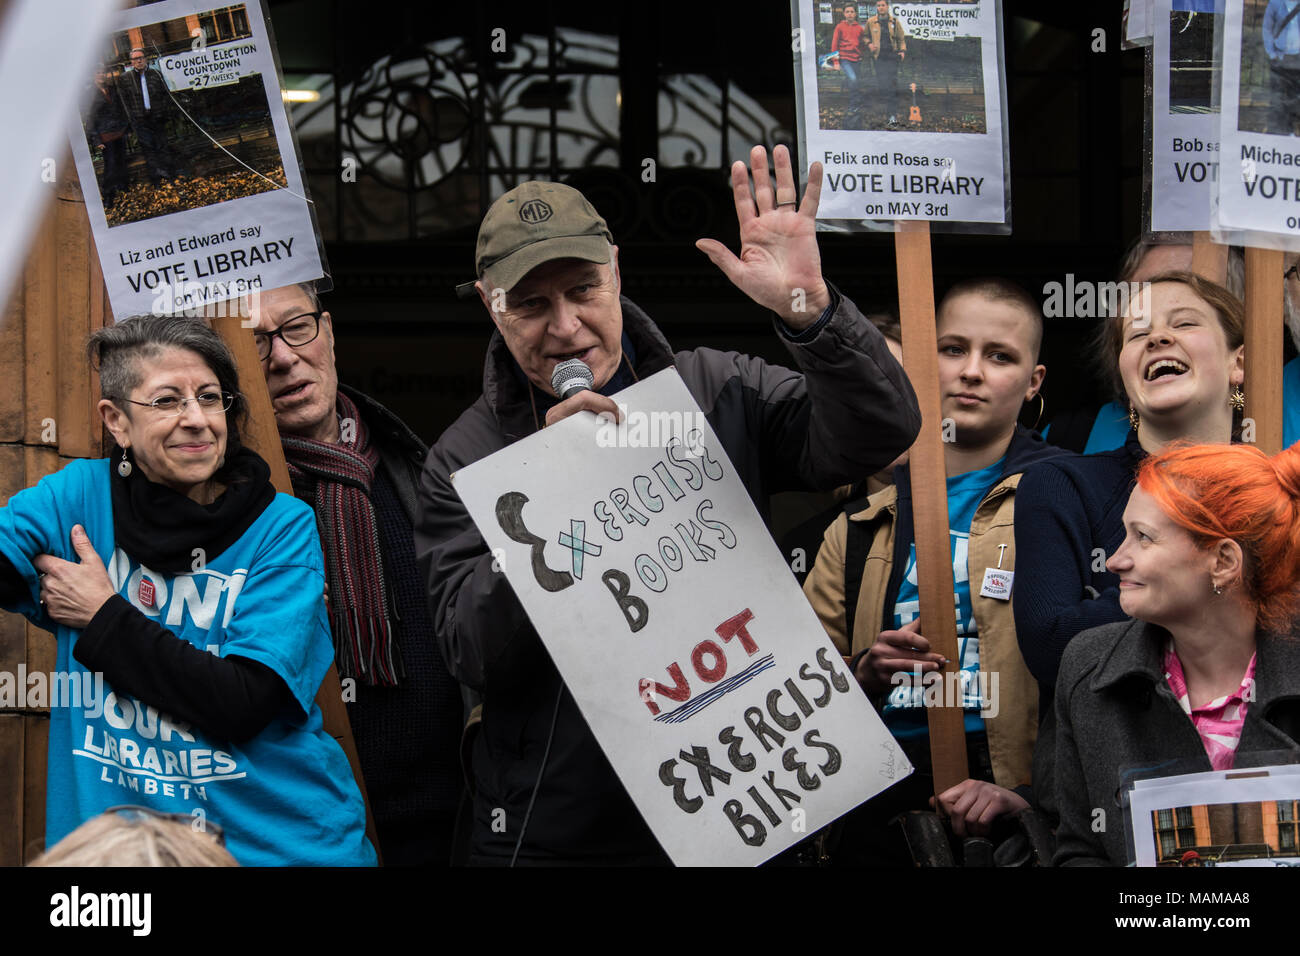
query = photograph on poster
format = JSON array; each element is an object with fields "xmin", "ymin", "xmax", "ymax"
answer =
[
  {"xmin": 815, "ymin": 1, "xmax": 986, "ymax": 134},
  {"xmin": 1167, "ymin": 0, "xmax": 1217, "ymax": 114},
  {"xmin": 1128, "ymin": 765, "xmax": 1300, "ymax": 867},
  {"xmin": 1142, "ymin": 799, "xmax": 1300, "ymax": 866},
  {"xmin": 79, "ymin": 4, "xmax": 287, "ymax": 227},
  {"xmin": 1237, "ymin": 0, "xmax": 1300, "ymax": 135}
]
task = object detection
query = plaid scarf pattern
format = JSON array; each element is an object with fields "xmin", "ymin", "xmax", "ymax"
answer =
[{"xmin": 282, "ymin": 391, "xmax": 401, "ymax": 686}]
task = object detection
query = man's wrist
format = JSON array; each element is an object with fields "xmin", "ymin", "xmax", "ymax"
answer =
[{"xmin": 776, "ymin": 284, "xmax": 838, "ymax": 342}]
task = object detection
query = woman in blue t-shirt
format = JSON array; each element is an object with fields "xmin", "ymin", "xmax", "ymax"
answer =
[{"xmin": 0, "ymin": 315, "xmax": 374, "ymax": 866}]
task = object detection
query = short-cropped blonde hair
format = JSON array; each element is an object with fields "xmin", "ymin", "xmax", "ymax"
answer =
[{"xmin": 29, "ymin": 808, "xmax": 239, "ymax": 867}]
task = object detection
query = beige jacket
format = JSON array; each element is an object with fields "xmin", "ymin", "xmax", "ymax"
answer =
[
  {"xmin": 867, "ymin": 14, "xmax": 907, "ymax": 58},
  {"xmin": 802, "ymin": 474, "xmax": 1037, "ymax": 790}
]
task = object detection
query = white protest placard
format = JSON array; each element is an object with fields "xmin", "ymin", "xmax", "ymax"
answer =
[
  {"xmin": 1213, "ymin": 0, "xmax": 1300, "ymax": 250},
  {"xmin": 792, "ymin": 0, "xmax": 1009, "ymax": 230},
  {"xmin": 1150, "ymin": 0, "xmax": 1221, "ymax": 233},
  {"xmin": 0, "ymin": 0, "xmax": 120, "ymax": 321},
  {"xmin": 1127, "ymin": 764, "xmax": 1300, "ymax": 867},
  {"xmin": 68, "ymin": 0, "xmax": 326, "ymax": 319},
  {"xmin": 453, "ymin": 369, "xmax": 912, "ymax": 866}
]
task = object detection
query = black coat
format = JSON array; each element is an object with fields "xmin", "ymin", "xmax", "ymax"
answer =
[{"xmin": 84, "ymin": 82, "xmax": 128, "ymax": 143}]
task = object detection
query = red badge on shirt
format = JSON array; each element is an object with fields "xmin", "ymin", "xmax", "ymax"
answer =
[{"xmin": 138, "ymin": 578, "xmax": 155, "ymax": 608}]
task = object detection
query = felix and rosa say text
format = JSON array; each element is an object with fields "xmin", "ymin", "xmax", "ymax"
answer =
[
  {"xmin": 822, "ymin": 150, "xmax": 983, "ymax": 217},
  {"xmin": 491, "ymin": 432, "xmax": 855, "ymax": 849}
]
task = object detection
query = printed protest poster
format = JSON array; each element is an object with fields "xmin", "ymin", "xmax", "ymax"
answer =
[
  {"xmin": 68, "ymin": 0, "xmax": 326, "ymax": 318},
  {"xmin": 1213, "ymin": 0, "xmax": 1300, "ymax": 249},
  {"xmin": 453, "ymin": 370, "xmax": 912, "ymax": 866},
  {"xmin": 793, "ymin": 0, "xmax": 1009, "ymax": 229},
  {"xmin": 1128, "ymin": 765, "xmax": 1300, "ymax": 866},
  {"xmin": 1149, "ymin": 0, "xmax": 1220, "ymax": 233}
]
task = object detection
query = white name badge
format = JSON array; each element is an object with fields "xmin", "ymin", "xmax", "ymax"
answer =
[{"xmin": 979, "ymin": 567, "xmax": 1014, "ymax": 601}]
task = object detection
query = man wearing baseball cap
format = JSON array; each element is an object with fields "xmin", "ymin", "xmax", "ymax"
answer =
[{"xmin": 414, "ymin": 145, "xmax": 921, "ymax": 865}]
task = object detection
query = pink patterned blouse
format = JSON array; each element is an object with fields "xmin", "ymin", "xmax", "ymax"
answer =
[{"xmin": 1163, "ymin": 642, "xmax": 1257, "ymax": 771}]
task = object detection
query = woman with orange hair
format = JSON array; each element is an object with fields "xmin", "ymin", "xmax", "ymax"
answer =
[{"xmin": 1045, "ymin": 442, "xmax": 1300, "ymax": 866}]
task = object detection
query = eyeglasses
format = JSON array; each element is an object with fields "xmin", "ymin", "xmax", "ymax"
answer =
[
  {"xmin": 253, "ymin": 311, "xmax": 322, "ymax": 361},
  {"xmin": 119, "ymin": 390, "xmax": 234, "ymax": 418},
  {"xmin": 103, "ymin": 804, "xmax": 226, "ymax": 846}
]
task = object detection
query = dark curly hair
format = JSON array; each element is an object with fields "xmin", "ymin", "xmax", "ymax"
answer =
[{"xmin": 86, "ymin": 315, "xmax": 249, "ymax": 475}]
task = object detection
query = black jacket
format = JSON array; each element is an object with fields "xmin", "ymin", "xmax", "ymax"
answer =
[
  {"xmin": 414, "ymin": 291, "xmax": 920, "ymax": 863},
  {"xmin": 339, "ymin": 384, "xmax": 427, "ymax": 521},
  {"xmin": 115, "ymin": 68, "xmax": 173, "ymax": 126}
]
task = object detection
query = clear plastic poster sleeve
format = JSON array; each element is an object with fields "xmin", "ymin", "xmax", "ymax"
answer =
[
  {"xmin": 791, "ymin": 0, "xmax": 1011, "ymax": 234},
  {"xmin": 68, "ymin": 0, "xmax": 331, "ymax": 320},
  {"xmin": 1147, "ymin": 0, "xmax": 1224, "ymax": 236},
  {"xmin": 1212, "ymin": 0, "xmax": 1300, "ymax": 252},
  {"xmin": 1127, "ymin": 0, "xmax": 1157, "ymax": 49}
]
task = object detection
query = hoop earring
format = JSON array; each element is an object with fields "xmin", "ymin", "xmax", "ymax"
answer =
[
  {"xmin": 117, "ymin": 448, "xmax": 132, "ymax": 478},
  {"xmin": 1229, "ymin": 386, "xmax": 1245, "ymax": 413},
  {"xmin": 1025, "ymin": 393, "xmax": 1045, "ymax": 431},
  {"xmin": 1128, "ymin": 404, "xmax": 1140, "ymax": 433}
]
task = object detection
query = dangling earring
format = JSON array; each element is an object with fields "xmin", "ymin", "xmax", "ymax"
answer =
[
  {"xmin": 1229, "ymin": 386, "xmax": 1245, "ymax": 413},
  {"xmin": 117, "ymin": 447, "xmax": 133, "ymax": 478},
  {"xmin": 1211, "ymin": 581, "xmax": 1224, "ymax": 596},
  {"xmin": 1128, "ymin": 404, "xmax": 1140, "ymax": 432}
]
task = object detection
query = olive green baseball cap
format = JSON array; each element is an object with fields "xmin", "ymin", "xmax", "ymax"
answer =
[{"xmin": 474, "ymin": 181, "xmax": 613, "ymax": 293}]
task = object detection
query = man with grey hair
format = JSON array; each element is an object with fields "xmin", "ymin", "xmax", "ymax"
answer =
[
  {"xmin": 116, "ymin": 48, "xmax": 178, "ymax": 184},
  {"xmin": 415, "ymin": 145, "xmax": 921, "ymax": 864},
  {"xmin": 248, "ymin": 283, "xmax": 466, "ymax": 866}
]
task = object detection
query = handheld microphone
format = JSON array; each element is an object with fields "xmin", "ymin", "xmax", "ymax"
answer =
[{"xmin": 551, "ymin": 358, "xmax": 594, "ymax": 400}]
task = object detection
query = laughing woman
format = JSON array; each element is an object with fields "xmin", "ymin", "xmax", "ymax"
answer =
[
  {"xmin": 1013, "ymin": 272, "xmax": 1246, "ymax": 701},
  {"xmin": 1046, "ymin": 442, "xmax": 1300, "ymax": 866},
  {"xmin": 0, "ymin": 315, "xmax": 374, "ymax": 866}
]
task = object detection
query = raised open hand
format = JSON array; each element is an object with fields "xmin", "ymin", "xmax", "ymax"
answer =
[{"xmin": 696, "ymin": 144, "xmax": 829, "ymax": 329}]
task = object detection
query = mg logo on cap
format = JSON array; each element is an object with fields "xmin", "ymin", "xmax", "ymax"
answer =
[{"xmin": 519, "ymin": 199, "xmax": 553, "ymax": 224}]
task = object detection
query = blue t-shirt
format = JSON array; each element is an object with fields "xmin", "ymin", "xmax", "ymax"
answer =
[
  {"xmin": 883, "ymin": 457, "xmax": 1005, "ymax": 740},
  {"xmin": 0, "ymin": 458, "xmax": 375, "ymax": 867},
  {"xmin": 1285, "ymin": 357, "xmax": 1299, "ymax": 450}
]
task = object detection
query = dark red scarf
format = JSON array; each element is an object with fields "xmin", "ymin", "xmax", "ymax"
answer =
[{"xmin": 281, "ymin": 392, "xmax": 401, "ymax": 686}]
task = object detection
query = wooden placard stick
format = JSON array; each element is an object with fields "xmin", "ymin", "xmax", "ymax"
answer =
[
  {"xmin": 211, "ymin": 311, "xmax": 382, "ymax": 863},
  {"xmin": 1190, "ymin": 231, "xmax": 1227, "ymax": 285},
  {"xmin": 1242, "ymin": 248, "xmax": 1284, "ymax": 455},
  {"xmin": 894, "ymin": 220, "xmax": 968, "ymax": 796}
]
